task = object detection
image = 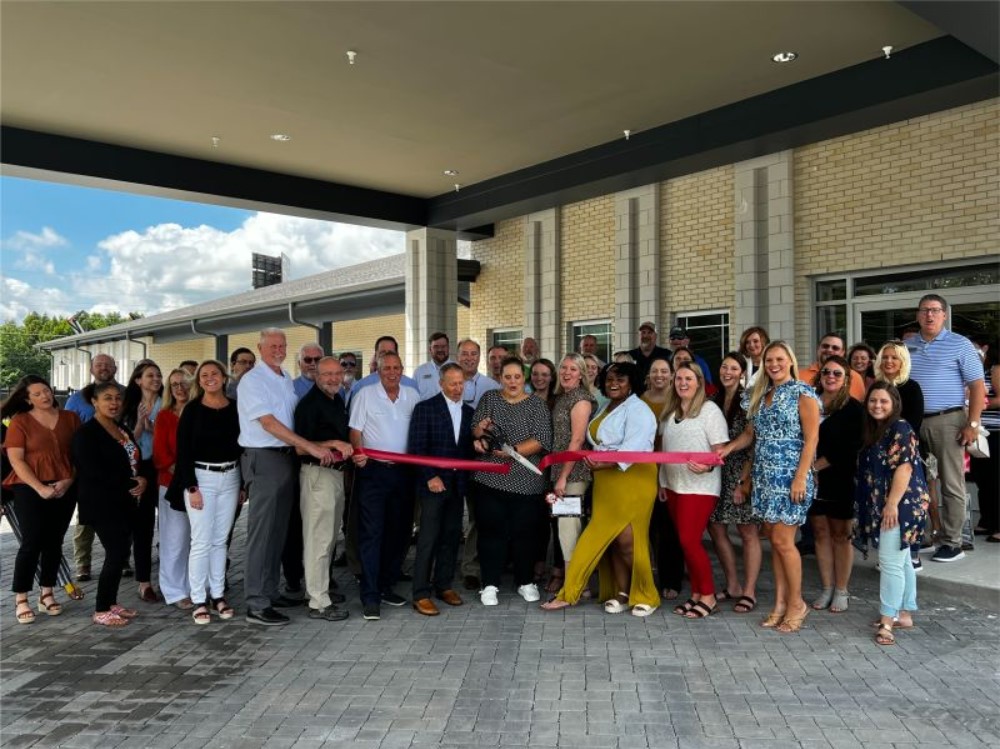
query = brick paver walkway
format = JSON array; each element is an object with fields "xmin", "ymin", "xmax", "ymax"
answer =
[{"xmin": 2, "ymin": 515, "xmax": 998, "ymax": 748}]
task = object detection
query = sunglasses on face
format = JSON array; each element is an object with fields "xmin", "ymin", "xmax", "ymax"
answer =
[
  {"xmin": 820, "ymin": 369, "xmax": 845, "ymax": 378},
  {"xmin": 302, "ymin": 356, "xmax": 322, "ymax": 364},
  {"xmin": 340, "ymin": 361, "xmax": 356, "ymax": 368}
]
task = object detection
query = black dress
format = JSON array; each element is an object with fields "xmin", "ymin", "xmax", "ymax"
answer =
[{"xmin": 810, "ymin": 399, "xmax": 865, "ymax": 520}]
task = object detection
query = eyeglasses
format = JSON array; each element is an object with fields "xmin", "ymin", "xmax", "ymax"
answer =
[
  {"xmin": 918, "ymin": 307, "xmax": 945, "ymax": 315},
  {"xmin": 235, "ymin": 358, "xmax": 255, "ymax": 366},
  {"xmin": 819, "ymin": 343, "xmax": 841, "ymax": 350},
  {"xmin": 170, "ymin": 382, "xmax": 188, "ymax": 389},
  {"xmin": 820, "ymin": 369, "xmax": 845, "ymax": 378},
  {"xmin": 340, "ymin": 360, "xmax": 357, "ymax": 368},
  {"xmin": 302, "ymin": 356, "xmax": 322, "ymax": 364}
]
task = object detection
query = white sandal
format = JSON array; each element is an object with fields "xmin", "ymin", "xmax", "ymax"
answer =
[
  {"xmin": 603, "ymin": 592, "xmax": 629, "ymax": 614},
  {"xmin": 631, "ymin": 604, "xmax": 657, "ymax": 617}
]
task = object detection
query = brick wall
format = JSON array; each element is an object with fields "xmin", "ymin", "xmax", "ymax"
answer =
[
  {"xmin": 469, "ymin": 217, "xmax": 524, "ymax": 347},
  {"xmin": 660, "ymin": 165, "xmax": 736, "ymax": 318},
  {"xmin": 332, "ymin": 314, "xmax": 406, "ymax": 374},
  {"xmin": 794, "ymin": 98, "xmax": 999, "ymax": 352},
  {"xmin": 560, "ymin": 195, "xmax": 616, "ymax": 324}
]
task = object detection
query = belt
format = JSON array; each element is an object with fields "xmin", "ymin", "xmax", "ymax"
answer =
[
  {"xmin": 923, "ymin": 406, "xmax": 964, "ymax": 418},
  {"xmin": 300, "ymin": 457, "xmax": 347, "ymax": 471},
  {"xmin": 251, "ymin": 446, "xmax": 294, "ymax": 454},
  {"xmin": 194, "ymin": 461, "xmax": 238, "ymax": 473}
]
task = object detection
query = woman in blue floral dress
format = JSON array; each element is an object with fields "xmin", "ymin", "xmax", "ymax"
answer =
[
  {"xmin": 720, "ymin": 341, "xmax": 820, "ymax": 633},
  {"xmin": 856, "ymin": 383, "xmax": 929, "ymax": 646}
]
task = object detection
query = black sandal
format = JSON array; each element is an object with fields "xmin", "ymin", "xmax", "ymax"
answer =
[
  {"xmin": 733, "ymin": 595, "xmax": 757, "ymax": 613},
  {"xmin": 684, "ymin": 600, "xmax": 718, "ymax": 619},
  {"xmin": 211, "ymin": 597, "xmax": 235, "ymax": 620},
  {"xmin": 673, "ymin": 598, "xmax": 697, "ymax": 616}
]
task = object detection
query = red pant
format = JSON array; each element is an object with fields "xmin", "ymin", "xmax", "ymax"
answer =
[{"xmin": 666, "ymin": 490, "xmax": 718, "ymax": 596}]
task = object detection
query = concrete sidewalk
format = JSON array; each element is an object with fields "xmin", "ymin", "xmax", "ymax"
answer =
[{"xmin": 2, "ymin": 514, "xmax": 999, "ymax": 749}]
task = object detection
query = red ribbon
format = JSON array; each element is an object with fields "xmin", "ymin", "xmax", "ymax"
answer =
[
  {"xmin": 538, "ymin": 450, "xmax": 722, "ymax": 470},
  {"xmin": 343, "ymin": 448, "xmax": 722, "ymax": 473},
  {"xmin": 352, "ymin": 447, "xmax": 510, "ymax": 473}
]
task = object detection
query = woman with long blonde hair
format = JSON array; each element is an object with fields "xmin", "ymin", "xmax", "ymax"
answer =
[{"xmin": 719, "ymin": 341, "xmax": 820, "ymax": 633}]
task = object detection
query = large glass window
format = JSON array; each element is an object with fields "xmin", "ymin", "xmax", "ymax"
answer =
[
  {"xmin": 490, "ymin": 328, "xmax": 522, "ymax": 355},
  {"xmin": 570, "ymin": 320, "xmax": 612, "ymax": 363},
  {"xmin": 813, "ymin": 258, "xmax": 999, "ymax": 350},
  {"xmin": 675, "ymin": 310, "xmax": 729, "ymax": 377}
]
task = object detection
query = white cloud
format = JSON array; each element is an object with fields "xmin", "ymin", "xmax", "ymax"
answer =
[
  {"xmin": 0, "ymin": 277, "xmax": 70, "ymax": 322},
  {"xmin": 4, "ymin": 227, "xmax": 68, "ymax": 251},
  {"xmin": 2, "ymin": 213, "xmax": 404, "ymax": 322}
]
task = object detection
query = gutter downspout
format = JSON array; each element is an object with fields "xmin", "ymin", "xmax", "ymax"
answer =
[
  {"xmin": 125, "ymin": 330, "xmax": 147, "ymax": 364},
  {"xmin": 191, "ymin": 320, "xmax": 217, "ymax": 359},
  {"xmin": 72, "ymin": 342, "xmax": 92, "ymax": 393},
  {"xmin": 288, "ymin": 302, "xmax": 321, "ymax": 335}
]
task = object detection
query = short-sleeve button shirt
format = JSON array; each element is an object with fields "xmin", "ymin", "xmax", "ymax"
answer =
[
  {"xmin": 237, "ymin": 363, "xmax": 298, "ymax": 447},
  {"xmin": 348, "ymin": 382, "xmax": 418, "ymax": 454},
  {"xmin": 907, "ymin": 330, "xmax": 983, "ymax": 413}
]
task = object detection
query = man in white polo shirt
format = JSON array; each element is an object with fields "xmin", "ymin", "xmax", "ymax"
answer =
[
  {"xmin": 349, "ymin": 351, "xmax": 419, "ymax": 621},
  {"xmin": 907, "ymin": 294, "xmax": 985, "ymax": 563},
  {"xmin": 238, "ymin": 328, "xmax": 338, "ymax": 625}
]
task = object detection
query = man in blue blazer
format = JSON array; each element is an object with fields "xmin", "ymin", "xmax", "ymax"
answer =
[{"xmin": 408, "ymin": 363, "xmax": 475, "ymax": 615}]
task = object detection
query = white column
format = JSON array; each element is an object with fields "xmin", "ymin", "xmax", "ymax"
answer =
[
  {"xmin": 733, "ymin": 150, "xmax": 795, "ymax": 346},
  {"xmin": 524, "ymin": 209, "xmax": 561, "ymax": 361},
  {"xmin": 405, "ymin": 228, "xmax": 457, "ymax": 373},
  {"xmin": 614, "ymin": 184, "xmax": 660, "ymax": 351}
]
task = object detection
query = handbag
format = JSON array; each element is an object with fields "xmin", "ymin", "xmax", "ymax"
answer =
[{"xmin": 966, "ymin": 426, "xmax": 990, "ymax": 459}]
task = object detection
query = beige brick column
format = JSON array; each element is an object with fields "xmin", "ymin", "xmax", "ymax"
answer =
[
  {"xmin": 614, "ymin": 184, "xmax": 660, "ymax": 351},
  {"xmin": 733, "ymin": 151, "xmax": 795, "ymax": 344},
  {"xmin": 405, "ymin": 228, "xmax": 457, "ymax": 372},
  {"xmin": 524, "ymin": 209, "xmax": 561, "ymax": 360}
]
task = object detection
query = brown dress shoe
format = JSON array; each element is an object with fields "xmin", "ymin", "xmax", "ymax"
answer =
[
  {"xmin": 436, "ymin": 589, "xmax": 463, "ymax": 606},
  {"xmin": 413, "ymin": 598, "xmax": 440, "ymax": 616}
]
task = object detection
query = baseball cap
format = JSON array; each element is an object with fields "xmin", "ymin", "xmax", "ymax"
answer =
[
  {"xmin": 638, "ymin": 321, "xmax": 656, "ymax": 332},
  {"xmin": 669, "ymin": 326, "xmax": 687, "ymax": 339}
]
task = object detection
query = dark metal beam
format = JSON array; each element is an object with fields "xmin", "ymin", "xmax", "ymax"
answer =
[
  {"xmin": 0, "ymin": 127, "xmax": 429, "ymax": 231},
  {"xmin": 426, "ymin": 36, "xmax": 997, "ymax": 230}
]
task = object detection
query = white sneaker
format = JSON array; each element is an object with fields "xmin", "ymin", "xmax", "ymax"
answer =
[
  {"xmin": 517, "ymin": 583, "xmax": 540, "ymax": 602},
  {"xmin": 480, "ymin": 585, "xmax": 499, "ymax": 606}
]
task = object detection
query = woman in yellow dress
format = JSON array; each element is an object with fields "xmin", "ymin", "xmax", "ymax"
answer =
[{"xmin": 542, "ymin": 362, "xmax": 660, "ymax": 617}]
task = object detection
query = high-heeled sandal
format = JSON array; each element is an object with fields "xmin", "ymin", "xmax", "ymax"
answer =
[
  {"xmin": 38, "ymin": 591, "xmax": 62, "ymax": 616},
  {"xmin": 760, "ymin": 610, "xmax": 785, "ymax": 628},
  {"xmin": 776, "ymin": 605, "xmax": 809, "ymax": 633},
  {"xmin": 15, "ymin": 596, "xmax": 35, "ymax": 625}
]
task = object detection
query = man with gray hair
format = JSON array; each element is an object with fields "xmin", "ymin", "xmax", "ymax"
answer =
[
  {"xmin": 238, "ymin": 328, "xmax": 338, "ymax": 626},
  {"xmin": 293, "ymin": 342, "xmax": 324, "ymax": 400}
]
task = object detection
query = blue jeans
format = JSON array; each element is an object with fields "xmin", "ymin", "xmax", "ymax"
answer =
[{"xmin": 879, "ymin": 527, "xmax": 917, "ymax": 618}]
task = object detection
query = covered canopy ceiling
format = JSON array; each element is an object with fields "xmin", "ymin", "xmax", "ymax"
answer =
[{"xmin": 2, "ymin": 1, "xmax": 997, "ymax": 233}]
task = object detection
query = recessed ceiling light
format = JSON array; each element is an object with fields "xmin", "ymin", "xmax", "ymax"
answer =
[
  {"xmin": 270, "ymin": 133, "xmax": 292, "ymax": 142},
  {"xmin": 772, "ymin": 51, "xmax": 798, "ymax": 63},
  {"xmin": 443, "ymin": 169, "xmax": 458, "ymax": 176}
]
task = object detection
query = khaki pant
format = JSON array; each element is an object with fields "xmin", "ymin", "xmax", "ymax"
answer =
[
  {"xmin": 920, "ymin": 410, "xmax": 969, "ymax": 548},
  {"xmin": 73, "ymin": 523, "xmax": 95, "ymax": 571},
  {"xmin": 556, "ymin": 481, "xmax": 590, "ymax": 563},
  {"xmin": 300, "ymin": 464, "xmax": 346, "ymax": 610}
]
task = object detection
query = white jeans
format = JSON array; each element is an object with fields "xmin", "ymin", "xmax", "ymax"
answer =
[
  {"xmin": 186, "ymin": 465, "xmax": 240, "ymax": 604},
  {"xmin": 158, "ymin": 486, "xmax": 191, "ymax": 604}
]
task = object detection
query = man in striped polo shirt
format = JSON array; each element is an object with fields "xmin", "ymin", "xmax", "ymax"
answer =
[{"xmin": 907, "ymin": 294, "xmax": 986, "ymax": 563}]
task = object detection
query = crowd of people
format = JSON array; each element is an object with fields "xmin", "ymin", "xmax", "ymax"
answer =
[{"xmin": 2, "ymin": 293, "xmax": 996, "ymax": 647}]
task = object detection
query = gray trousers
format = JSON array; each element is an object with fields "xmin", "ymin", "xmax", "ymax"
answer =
[
  {"xmin": 920, "ymin": 410, "xmax": 969, "ymax": 548},
  {"xmin": 242, "ymin": 448, "xmax": 297, "ymax": 611}
]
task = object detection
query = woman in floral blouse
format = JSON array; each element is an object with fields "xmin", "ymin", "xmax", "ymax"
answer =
[{"xmin": 855, "ymin": 383, "xmax": 929, "ymax": 646}]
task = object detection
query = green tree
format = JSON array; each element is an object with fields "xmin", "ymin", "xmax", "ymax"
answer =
[{"xmin": 0, "ymin": 310, "xmax": 142, "ymax": 388}]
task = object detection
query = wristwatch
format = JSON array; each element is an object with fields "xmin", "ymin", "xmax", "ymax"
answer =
[
  {"xmin": 969, "ymin": 421, "xmax": 980, "ymax": 429},
  {"xmin": 187, "ymin": 486, "xmax": 198, "ymax": 493}
]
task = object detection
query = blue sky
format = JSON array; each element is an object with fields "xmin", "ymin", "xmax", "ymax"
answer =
[{"xmin": 0, "ymin": 175, "xmax": 404, "ymax": 322}]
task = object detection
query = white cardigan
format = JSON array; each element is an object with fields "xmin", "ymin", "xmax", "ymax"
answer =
[{"xmin": 587, "ymin": 394, "xmax": 657, "ymax": 471}]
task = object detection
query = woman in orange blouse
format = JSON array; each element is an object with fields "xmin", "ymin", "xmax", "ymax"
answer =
[
  {"xmin": 2, "ymin": 376, "xmax": 80, "ymax": 624},
  {"xmin": 153, "ymin": 368, "xmax": 193, "ymax": 609}
]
